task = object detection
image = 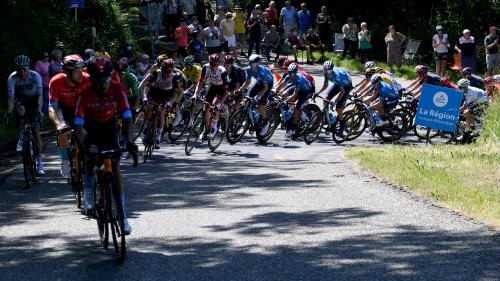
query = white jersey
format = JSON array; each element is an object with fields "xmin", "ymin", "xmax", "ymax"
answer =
[
  {"xmin": 201, "ymin": 64, "xmax": 227, "ymax": 86},
  {"xmin": 464, "ymin": 86, "xmax": 488, "ymax": 105}
]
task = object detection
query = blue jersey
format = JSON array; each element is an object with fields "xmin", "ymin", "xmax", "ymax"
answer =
[
  {"xmin": 247, "ymin": 65, "xmax": 274, "ymax": 84},
  {"xmin": 324, "ymin": 68, "xmax": 352, "ymax": 88},
  {"xmin": 422, "ymin": 72, "xmax": 441, "ymax": 86},
  {"xmin": 293, "ymin": 74, "xmax": 312, "ymax": 93},
  {"xmin": 378, "ymin": 81, "xmax": 400, "ymax": 103}
]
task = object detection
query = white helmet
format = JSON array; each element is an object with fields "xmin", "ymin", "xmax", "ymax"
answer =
[
  {"xmin": 457, "ymin": 78, "xmax": 470, "ymax": 90},
  {"xmin": 364, "ymin": 61, "xmax": 376, "ymax": 70},
  {"xmin": 323, "ymin": 60, "xmax": 333, "ymax": 71},
  {"xmin": 248, "ymin": 54, "xmax": 261, "ymax": 64}
]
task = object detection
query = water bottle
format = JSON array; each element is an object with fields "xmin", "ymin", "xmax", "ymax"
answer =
[
  {"xmin": 252, "ymin": 110, "xmax": 260, "ymax": 124},
  {"xmin": 329, "ymin": 112, "xmax": 337, "ymax": 124}
]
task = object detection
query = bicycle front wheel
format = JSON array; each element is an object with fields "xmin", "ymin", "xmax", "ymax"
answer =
[
  {"xmin": 107, "ymin": 175, "xmax": 126, "ymax": 264},
  {"xmin": 185, "ymin": 110, "xmax": 204, "ymax": 156},
  {"xmin": 304, "ymin": 112, "xmax": 324, "ymax": 145},
  {"xmin": 22, "ymin": 130, "xmax": 36, "ymax": 189},
  {"xmin": 208, "ymin": 115, "xmax": 227, "ymax": 152}
]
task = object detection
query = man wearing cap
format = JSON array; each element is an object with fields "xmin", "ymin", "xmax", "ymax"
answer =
[
  {"xmin": 485, "ymin": 26, "xmax": 499, "ymax": 76},
  {"xmin": 455, "ymin": 29, "xmax": 477, "ymax": 72},
  {"xmin": 221, "ymin": 12, "xmax": 237, "ymax": 58}
]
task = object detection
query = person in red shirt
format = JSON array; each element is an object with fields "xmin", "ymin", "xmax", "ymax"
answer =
[
  {"xmin": 264, "ymin": 1, "xmax": 278, "ymax": 29},
  {"xmin": 48, "ymin": 54, "xmax": 88, "ymax": 178},
  {"xmin": 74, "ymin": 58, "xmax": 137, "ymax": 235},
  {"xmin": 175, "ymin": 20, "xmax": 191, "ymax": 60}
]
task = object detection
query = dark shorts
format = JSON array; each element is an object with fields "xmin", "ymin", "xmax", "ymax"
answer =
[
  {"xmin": 326, "ymin": 84, "xmax": 352, "ymax": 109},
  {"xmin": 84, "ymin": 118, "xmax": 119, "ymax": 151},
  {"xmin": 149, "ymin": 87, "xmax": 175, "ymax": 104},
  {"xmin": 434, "ymin": 52, "xmax": 448, "ymax": 61},
  {"xmin": 14, "ymin": 95, "xmax": 39, "ymax": 121},
  {"xmin": 248, "ymin": 82, "xmax": 273, "ymax": 105},
  {"xmin": 383, "ymin": 98, "xmax": 399, "ymax": 110},
  {"xmin": 59, "ymin": 105, "xmax": 76, "ymax": 126},
  {"xmin": 206, "ymin": 46, "xmax": 222, "ymax": 55},
  {"xmin": 295, "ymin": 89, "xmax": 312, "ymax": 110},
  {"xmin": 205, "ymin": 85, "xmax": 225, "ymax": 104}
]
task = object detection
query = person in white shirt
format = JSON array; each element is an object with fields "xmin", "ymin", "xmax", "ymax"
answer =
[{"xmin": 432, "ymin": 25, "xmax": 449, "ymax": 76}]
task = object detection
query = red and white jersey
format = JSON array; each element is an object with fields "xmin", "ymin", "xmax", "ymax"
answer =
[{"xmin": 200, "ymin": 64, "xmax": 228, "ymax": 86}]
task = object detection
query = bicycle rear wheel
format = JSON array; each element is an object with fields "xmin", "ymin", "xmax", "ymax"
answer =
[
  {"xmin": 377, "ymin": 111, "xmax": 407, "ymax": 142},
  {"xmin": 22, "ymin": 130, "xmax": 35, "ymax": 189},
  {"xmin": 344, "ymin": 112, "xmax": 368, "ymax": 141},
  {"xmin": 208, "ymin": 115, "xmax": 227, "ymax": 152},
  {"xmin": 142, "ymin": 120, "xmax": 155, "ymax": 163},
  {"xmin": 304, "ymin": 112, "xmax": 324, "ymax": 145},
  {"xmin": 168, "ymin": 109, "xmax": 190, "ymax": 144},
  {"xmin": 185, "ymin": 110, "xmax": 204, "ymax": 156},
  {"xmin": 133, "ymin": 107, "xmax": 146, "ymax": 141},
  {"xmin": 257, "ymin": 107, "xmax": 281, "ymax": 144},
  {"xmin": 107, "ymin": 175, "xmax": 126, "ymax": 264}
]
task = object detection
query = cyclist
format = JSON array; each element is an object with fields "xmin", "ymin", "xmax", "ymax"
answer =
[
  {"xmin": 282, "ymin": 63, "xmax": 314, "ymax": 137},
  {"xmin": 74, "ymin": 58, "xmax": 137, "ymax": 234},
  {"xmin": 357, "ymin": 66, "xmax": 403, "ymax": 98},
  {"xmin": 182, "ymin": 56, "xmax": 202, "ymax": 126},
  {"xmin": 439, "ymin": 76, "xmax": 458, "ymax": 89},
  {"xmin": 461, "ymin": 67, "xmax": 485, "ymax": 90},
  {"xmin": 276, "ymin": 60, "xmax": 315, "ymax": 97},
  {"xmin": 142, "ymin": 59, "xmax": 183, "ymax": 149},
  {"xmin": 115, "ymin": 59, "xmax": 140, "ymax": 119},
  {"xmin": 353, "ymin": 61, "xmax": 377, "ymax": 91},
  {"xmin": 366, "ymin": 74, "xmax": 400, "ymax": 126},
  {"xmin": 7, "ymin": 55, "xmax": 45, "ymax": 176},
  {"xmin": 223, "ymin": 55, "xmax": 246, "ymax": 113},
  {"xmin": 483, "ymin": 76, "xmax": 498, "ymax": 102},
  {"xmin": 48, "ymin": 54, "xmax": 88, "ymax": 177},
  {"xmin": 406, "ymin": 65, "xmax": 442, "ymax": 100},
  {"xmin": 316, "ymin": 61, "xmax": 353, "ymax": 137},
  {"xmin": 194, "ymin": 53, "xmax": 229, "ymax": 139},
  {"xmin": 456, "ymin": 78, "xmax": 489, "ymax": 140},
  {"xmin": 238, "ymin": 54, "xmax": 274, "ymax": 135}
]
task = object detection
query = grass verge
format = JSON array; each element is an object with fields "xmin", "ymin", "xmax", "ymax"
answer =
[{"xmin": 345, "ymin": 100, "xmax": 500, "ymax": 229}]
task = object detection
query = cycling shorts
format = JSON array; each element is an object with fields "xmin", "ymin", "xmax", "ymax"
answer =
[
  {"xmin": 205, "ymin": 85, "xmax": 225, "ymax": 104},
  {"xmin": 84, "ymin": 118, "xmax": 119, "ymax": 151},
  {"xmin": 326, "ymin": 84, "xmax": 352, "ymax": 109},
  {"xmin": 149, "ymin": 87, "xmax": 175, "ymax": 104},
  {"xmin": 249, "ymin": 82, "xmax": 273, "ymax": 105}
]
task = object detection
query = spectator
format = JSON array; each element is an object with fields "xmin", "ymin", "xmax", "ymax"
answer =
[
  {"xmin": 94, "ymin": 43, "xmax": 111, "ymax": 60},
  {"xmin": 34, "ymin": 51, "xmax": 50, "ymax": 114},
  {"xmin": 305, "ymin": 28, "xmax": 325, "ymax": 63},
  {"xmin": 48, "ymin": 48, "xmax": 63, "ymax": 78},
  {"xmin": 187, "ymin": 33, "xmax": 203, "ymax": 64},
  {"xmin": 188, "ymin": 16, "xmax": 203, "ymax": 39},
  {"xmin": 247, "ymin": 8, "xmax": 264, "ymax": 57},
  {"xmin": 280, "ymin": 1, "xmax": 297, "ymax": 35},
  {"xmin": 216, "ymin": 0, "xmax": 228, "ymax": 8},
  {"xmin": 175, "ymin": 20, "xmax": 191, "ymax": 60},
  {"xmin": 297, "ymin": 3, "xmax": 312, "ymax": 36},
  {"xmin": 136, "ymin": 54, "xmax": 152, "ymax": 81},
  {"xmin": 220, "ymin": 12, "xmax": 237, "ymax": 57},
  {"xmin": 385, "ymin": 25, "xmax": 407, "ymax": 73},
  {"xmin": 316, "ymin": 6, "xmax": 332, "ymax": 50},
  {"xmin": 342, "ymin": 17, "xmax": 358, "ymax": 59},
  {"xmin": 432, "ymin": 25, "xmax": 449, "ymax": 76},
  {"xmin": 161, "ymin": 0, "xmax": 179, "ymax": 41},
  {"xmin": 263, "ymin": 25, "xmax": 282, "ymax": 62},
  {"xmin": 264, "ymin": 1, "xmax": 278, "ymax": 29},
  {"xmin": 357, "ymin": 22, "xmax": 372, "ymax": 64},
  {"xmin": 285, "ymin": 27, "xmax": 306, "ymax": 63},
  {"xmin": 203, "ymin": 19, "xmax": 223, "ymax": 54},
  {"xmin": 233, "ymin": 6, "xmax": 246, "ymax": 57},
  {"xmin": 484, "ymin": 26, "xmax": 499, "ymax": 76},
  {"xmin": 120, "ymin": 42, "xmax": 139, "ymax": 65},
  {"xmin": 146, "ymin": 0, "xmax": 162, "ymax": 44},
  {"xmin": 455, "ymin": 29, "xmax": 477, "ymax": 72},
  {"xmin": 214, "ymin": 6, "xmax": 226, "ymax": 27},
  {"xmin": 179, "ymin": 0, "xmax": 196, "ymax": 21}
]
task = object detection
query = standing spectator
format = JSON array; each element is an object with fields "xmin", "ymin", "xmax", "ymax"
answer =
[
  {"xmin": 264, "ymin": 1, "xmax": 278, "ymax": 29},
  {"xmin": 188, "ymin": 16, "xmax": 203, "ymax": 39},
  {"xmin": 94, "ymin": 43, "xmax": 111, "ymax": 60},
  {"xmin": 247, "ymin": 9, "xmax": 264, "ymax": 58},
  {"xmin": 305, "ymin": 28, "xmax": 325, "ymax": 63},
  {"xmin": 357, "ymin": 22, "xmax": 373, "ymax": 64},
  {"xmin": 263, "ymin": 25, "xmax": 282, "ymax": 62},
  {"xmin": 175, "ymin": 20, "xmax": 191, "ymax": 60},
  {"xmin": 233, "ymin": 6, "xmax": 246, "ymax": 57},
  {"xmin": 297, "ymin": 3, "xmax": 312, "ymax": 36},
  {"xmin": 187, "ymin": 33, "xmax": 203, "ymax": 64},
  {"xmin": 214, "ymin": 6, "xmax": 226, "ymax": 27},
  {"xmin": 136, "ymin": 54, "xmax": 152, "ymax": 82},
  {"xmin": 432, "ymin": 25, "xmax": 449, "ymax": 76},
  {"xmin": 161, "ymin": 0, "xmax": 179, "ymax": 41},
  {"xmin": 203, "ymin": 19, "xmax": 223, "ymax": 54},
  {"xmin": 316, "ymin": 6, "xmax": 332, "ymax": 50},
  {"xmin": 285, "ymin": 27, "xmax": 305, "ymax": 63},
  {"xmin": 484, "ymin": 26, "xmax": 499, "ymax": 76},
  {"xmin": 280, "ymin": 1, "xmax": 297, "ymax": 35},
  {"xmin": 179, "ymin": 0, "xmax": 196, "ymax": 21},
  {"xmin": 220, "ymin": 12, "xmax": 237, "ymax": 57},
  {"xmin": 120, "ymin": 42, "xmax": 139, "ymax": 65},
  {"xmin": 342, "ymin": 17, "xmax": 358, "ymax": 59},
  {"xmin": 455, "ymin": 29, "xmax": 477, "ymax": 72},
  {"xmin": 48, "ymin": 48, "xmax": 63, "ymax": 78},
  {"xmin": 385, "ymin": 25, "xmax": 407, "ymax": 73},
  {"xmin": 34, "ymin": 51, "xmax": 50, "ymax": 114},
  {"xmin": 216, "ymin": 0, "xmax": 228, "ymax": 8}
]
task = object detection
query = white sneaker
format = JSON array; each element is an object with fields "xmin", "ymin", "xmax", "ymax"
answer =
[
  {"xmin": 16, "ymin": 139, "xmax": 23, "ymax": 152},
  {"xmin": 60, "ymin": 160, "xmax": 70, "ymax": 178},
  {"xmin": 259, "ymin": 121, "xmax": 270, "ymax": 135},
  {"xmin": 36, "ymin": 160, "xmax": 45, "ymax": 177},
  {"xmin": 172, "ymin": 111, "xmax": 182, "ymax": 126},
  {"xmin": 154, "ymin": 138, "xmax": 161, "ymax": 149},
  {"xmin": 123, "ymin": 217, "xmax": 132, "ymax": 235}
]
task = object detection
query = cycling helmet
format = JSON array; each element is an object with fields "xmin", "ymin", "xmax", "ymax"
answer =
[
  {"xmin": 415, "ymin": 65, "xmax": 429, "ymax": 75},
  {"xmin": 87, "ymin": 57, "xmax": 114, "ymax": 78},
  {"xmin": 282, "ymin": 59, "xmax": 293, "ymax": 70},
  {"xmin": 156, "ymin": 53, "xmax": 168, "ymax": 65},
  {"xmin": 483, "ymin": 76, "xmax": 494, "ymax": 86},
  {"xmin": 223, "ymin": 55, "xmax": 234, "ymax": 65},
  {"xmin": 364, "ymin": 61, "xmax": 376, "ymax": 70},
  {"xmin": 184, "ymin": 55, "xmax": 194, "ymax": 65},
  {"xmin": 457, "ymin": 78, "xmax": 470, "ymax": 89},
  {"xmin": 287, "ymin": 63, "xmax": 299, "ymax": 74},
  {"xmin": 440, "ymin": 76, "xmax": 453, "ymax": 87},
  {"xmin": 160, "ymin": 59, "xmax": 174, "ymax": 72},
  {"xmin": 14, "ymin": 55, "xmax": 31, "ymax": 68},
  {"xmin": 62, "ymin": 54, "xmax": 85, "ymax": 71},
  {"xmin": 323, "ymin": 60, "xmax": 334, "ymax": 71},
  {"xmin": 248, "ymin": 54, "xmax": 261, "ymax": 64},
  {"xmin": 461, "ymin": 67, "xmax": 473, "ymax": 76},
  {"xmin": 365, "ymin": 67, "xmax": 377, "ymax": 76},
  {"xmin": 494, "ymin": 75, "xmax": 500, "ymax": 84},
  {"xmin": 209, "ymin": 53, "xmax": 221, "ymax": 67},
  {"xmin": 370, "ymin": 74, "xmax": 383, "ymax": 85},
  {"xmin": 141, "ymin": 54, "xmax": 150, "ymax": 60},
  {"xmin": 435, "ymin": 25, "xmax": 443, "ymax": 31},
  {"xmin": 115, "ymin": 60, "xmax": 129, "ymax": 72}
]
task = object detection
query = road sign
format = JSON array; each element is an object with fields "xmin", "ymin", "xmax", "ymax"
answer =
[
  {"xmin": 414, "ymin": 84, "xmax": 462, "ymax": 132},
  {"xmin": 68, "ymin": 0, "xmax": 84, "ymax": 8}
]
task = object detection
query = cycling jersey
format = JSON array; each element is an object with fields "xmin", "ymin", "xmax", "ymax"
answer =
[
  {"xmin": 74, "ymin": 80, "xmax": 132, "ymax": 125},
  {"xmin": 247, "ymin": 65, "xmax": 274, "ymax": 84},
  {"xmin": 148, "ymin": 69, "xmax": 182, "ymax": 91},
  {"xmin": 7, "ymin": 70, "xmax": 43, "ymax": 98},
  {"xmin": 468, "ymin": 75, "xmax": 485, "ymax": 90},
  {"xmin": 463, "ymin": 86, "xmax": 488, "ymax": 106},
  {"xmin": 324, "ymin": 68, "xmax": 352, "ymax": 88},
  {"xmin": 182, "ymin": 65, "xmax": 202, "ymax": 82},
  {"xmin": 377, "ymin": 81, "xmax": 400, "ymax": 108},
  {"xmin": 227, "ymin": 65, "xmax": 246, "ymax": 91},
  {"xmin": 49, "ymin": 72, "xmax": 90, "ymax": 109},
  {"xmin": 200, "ymin": 64, "xmax": 228, "ymax": 86},
  {"xmin": 298, "ymin": 70, "xmax": 315, "ymax": 86},
  {"xmin": 284, "ymin": 74, "xmax": 312, "ymax": 93},
  {"xmin": 121, "ymin": 72, "xmax": 140, "ymax": 98},
  {"xmin": 421, "ymin": 72, "xmax": 441, "ymax": 86}
]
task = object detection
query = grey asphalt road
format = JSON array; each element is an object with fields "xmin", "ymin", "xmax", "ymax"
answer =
[{"xmin": 0, "ymin": 66, "xmax": 498, "ymax": 281}]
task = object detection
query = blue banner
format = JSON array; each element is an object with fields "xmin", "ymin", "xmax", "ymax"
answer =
[
  {"xmin": 68, "ymin": 0, "xmax": 84, "ymax": 8},
  {"xmin": 414, "ymin": 84, "xmax": 462, "ymax": 132}
]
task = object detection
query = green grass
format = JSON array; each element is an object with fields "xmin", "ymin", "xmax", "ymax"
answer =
[{"xmin": 345, "ymin": 100, "xmax": 500, "ymax": 229}]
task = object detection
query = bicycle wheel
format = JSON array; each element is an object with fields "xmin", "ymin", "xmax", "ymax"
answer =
[
  {"xmin": 304, "ymin": 112, "xmax": 324, "ymax": 145},
  {"xmin": 133, "ymin": 107, "xmax": 146, "ymax": 141},
  {"xmin": 331, "ymin": 115, "xmax": 350, "ymax": 144},
  {"xmin": 226, "ymin": 107, "xmax": 250, "ymax": 144},
  {"xmin": 168, "ymin": 109, "xmax": 190, "ymax": 144},
  {"xmin": 256, "ymin": 106, "xmax": 281, "ymax": 144},
  {"xmin": 142, "ymin": 120, "xmax": 155, "ymax": 163},
  {"xmin": 185, "ymin": 110, "xmax": 204, "ymax": 156},
  {"xmin": 414, "ymin": 125, "xmax": 441, "ymax": 140},
  {"xmin": 96, "ymin": 184, "xmax": 109, "ymax": 250},
  {"xmin": 377, "ymin": 111, "xmax": 407, "ymax": 142},
  {"xmin": 22, "ymin": 130, "xmax": 35, "ymax": 189},
  {"xmin": 208, "ymin": 115, "xmax": 227, "ymax": 152},
  {"xmin": 344, "ymin": 112, "xmax": 368, "ymax": 141},
  {"xmin": 107, "ymin": 175, "xmax": 126, "ymax": 263}
]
